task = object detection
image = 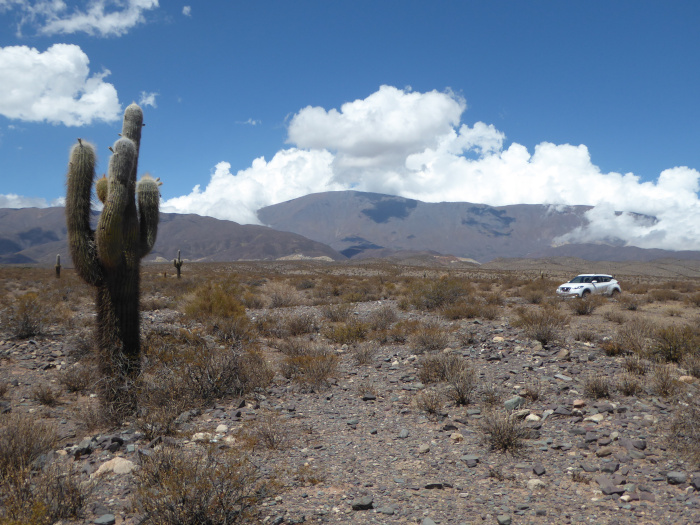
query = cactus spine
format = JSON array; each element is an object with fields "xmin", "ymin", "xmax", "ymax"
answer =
[
  {"xmin": 55, "ymin": 254, "xmax": 61, "ymax": 278},
  {"xmin": 65, "ymin": 103, "xmax": 160, "ymax": 404},
  {"xmin": 173, "ymin": 249, "xmax": 183, "ymax": 278}
]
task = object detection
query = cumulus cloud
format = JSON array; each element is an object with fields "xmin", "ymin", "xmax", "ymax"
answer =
[
  {"xmin": 4, "ymin": 0, "xmax": 159, "ymax": 37},
  {"xmin": 0, "ymin": 193, "xmax": 53, "ymax": 208},
  {"xmin": 164, "ymin": 85, "xmax": 700, "ymax": 251},
  {"xmin": 182, "ymin": 5, "xmax": 190, "ymax": 17},
  {"xmin": 139, "ymin": 91, "xmax": 158, "ymax": 108},
  {"xmin": 0, "ymin": 44, "xmax": 121, "ymax": 126}
]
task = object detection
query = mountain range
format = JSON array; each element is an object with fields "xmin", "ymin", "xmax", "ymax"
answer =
[{"xmin": 2, "ymin": 190, "xmax": 699, "ymax": 266}]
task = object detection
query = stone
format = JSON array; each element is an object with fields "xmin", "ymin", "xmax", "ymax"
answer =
[
  {"xmin": 596, "ymin": 446, "xmax": 614, "ymax": 457},
  {"xmin": 450, "ymin": 432, "xmax": 464, "ymax": 442},
  {"xmin": 504, "ymin": 396, "xmax": 526, "ymax": 410},
  {"xmin": 94, "ymin": 514, "xmax": 116, "ymax": 525},
  {"xmin": 667, "ymin": 471, "xmax": 688, "ymax": 485},
  {"xmin": 422, "ymin": 518, "xmax": 437, "ymax": 525},
  {"xmin": 496, "ymin": 514, "xmax": 512, "ymax": 525},
  {"xmin": 527, "ymin": 479, "xmax": 546, "ymax": 491},
  {"xmin": 92, "ymin": 458, "xmax": 137, "ymax": 477},
  {"xmin": 418, "ymin": 443, "xmax": 431, "ymax": 454},
  {"xmin": 215, "ymin": 424, "xmax": 228, "ymax": 433},
  {"xmin": 398, "ymin": 429, "xmax": 409, "ymax": 439},
  {"xmin": 573, "ymin": 399, "xmax": 586, "ymax": 408},
  {"xmin": 533, "ymin": 464, "xmax": 546, "ymax": 476},
  {"xmin": 584, "ymin": 413, "xmax": 605, "ymax": 423},
  {"xmin": 351, "ymin": 496, "xmax": 373, "ymax": 511},
  {"xmin": 525, "ymin": 413, "xmax": 541, "ymax": 422}
]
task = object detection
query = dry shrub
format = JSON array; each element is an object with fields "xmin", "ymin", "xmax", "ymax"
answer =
[
  {"xmin": 649, "ymin": 288, "xmax": 682, "ymax": 302},
  {"xmin": 284, "ymin": 311, "xmax": 318, "ymax": 336},
  {"xmin": 650, "ymin": 364, "xmax": 681, "ymax": 397},
  {"xmin": 351, "ymin": 341, "xmax": 378, "ymax": 365},
  {"xmin": 623, "ymin": 354, "xmax": 651, "ymax": 376},
  {"xmin": 574, "ymin": 329, "xmax": 597, "ymax": 343},
  {"xmin": 407, "ymin": 276, "xmax": 470, "ymax": 310},
  {"xmin": 0, "ymin": 413, "xmax": 58, "ymax": 475},
  {"xmin": 680, "ymin": 351, "xmax": 700, "ymax": 378},
  {"xmin": 601, "ymin": 339, "xmax": 625, "ymax": 357},
  {"xmin": 604, "ymin": 310, "xmax": 627, "ymax": 324},
  {"xmin": 414, "ymin": 389, "xmax": 444, "ymax": 416},
  {"xmin": 280, "ymin": 344, "xmax": 339, "ymax": 390},
  {"xmin": 366, "ymin": 305, "xmax": 397, "ymax": 331},
  {"xmin": 133, "ymin": 445, "xmax": 279, "ymax": 525},
  {"xmin": 583, "ymin": 375, "xmax": 611, "ymax": 399},
  {"xmin": 252, "ymin": 312, "xmax": 287, "ymax": 338},
  {"xmin": 417, "ymin": 354, "xmax": 476, "ymax": 405},
  {"xmin": 669, "ymin": 401, "xmax": 700, "ymax": 467},
  {"xmin": 275, "ymin": 337, "xmax": 313, "ymax": 356},
  {"xmin": 321, "ymin": 303, "xmax": 352, "ymax": 323},
  {"xmin": 479, "ymin": 410, "xmax": 528, "ymax": 454},
  {"xmin": 1, "ymin": 292, "xmax": 52, "ymax": 338},
  {"xmin": 480, "ymin": 383, "xmax": 503, "ymax": 407},
  {"xmin": 521, "ymin": 379, "xmax": 543, "ymax": 402},
  {"xmin": 615, "ymin": 318, "xmax": 656, "ymax": 356},
  {"xmin": 324, "ymin": 320, "xmax": 368, "ymax": 345},
  {"xmin": 619, "ymin": 295, "xmax": 639, "ymax": 311},
  {"xmin": 241, "ymin": 290, "xmax": 265, "ymax": 309},
  {"xmin": 1, "ymin": 463, "xmax": 92, "ymax": 525},
  {"xmin": 483, "ymin": 291, "xmax": 505, "ymax": 306},
  {"xmin": 183, "ymin": 278, "xmax": 247, "ymax": 322},
  {"xmin": 139, "ymin": 329, "xmax": 273, "ymax": 437},
  {"xmin": 31, "ymin": 384, "xmax": 59, "ymax": 407},
  {"xmin": 59, "ymin": 363, "xmax": 95, "ymax": 393},
  {"xmin": 242, "ymin": 412, "xmax": 290, "ymax": 451},
  {"xmin": 513, "ymin": 305, "xmax": 568, "ymax": 346},
  {"xmin": 386, "ymin": 319, "xmax": 421, "ymax": 343},
  {"xmin": 263, "ymin": 281, "xmax": 302, "ymax": 308},
  {"xmin": 209, "ymin": 315, "xmax": 257, "ymax": 346},
  {"xmin": 652, "ymin": 324, "xmax": 697, "ymax": 362},
  {"xmin": 685, "ymin": 292, "xmax": 700, "ymax": 307},
  {"xmin": 617, "ymin": 373, "xmax": 643, "ymax": 396},
  {"xmin": 411, "ymin": 319, "xmax": 449, "ymax": 353},
  {"xmin": 0, "ymin": 382, "xmax": 7, "ymax": 399},
  {"xmin": 569, "ymin": 295, "xmax": 605, "ymax": 316},
  {"xmin": 355, "ymin": 379, "xmax": 377, "ymax": 398},
  {"xmin": 440, "ymin": 299, "xmax": 481, "ymax": 320}
]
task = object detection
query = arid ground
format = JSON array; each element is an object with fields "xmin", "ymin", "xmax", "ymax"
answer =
[{"xmin": 1, "ymin": 258, "xmax": 699, "ymax": 525}]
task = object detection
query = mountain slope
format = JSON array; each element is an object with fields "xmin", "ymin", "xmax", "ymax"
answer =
[
  {"xmin": 0, "ymin": 208, "xmax": 345, "ymax": 265},
  {"xmin": 258, "ymin": 190, "xmax": 698, "ymax": 263}
]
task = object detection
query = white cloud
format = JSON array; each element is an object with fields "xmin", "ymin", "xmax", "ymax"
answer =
[
  {"xmin": 182, "ymin": 5, "xmax": 190, "ymax": 17},
  {"xmin": 0, "ymin": 44, "xmax": 121, "ymax": 126},
  {"xmin": 9, "ymin": 0, "xmax": 160, "ymax": 37},
  {"xmin": 237, "ymin": 118, "xmax": 261, "ymax": 126},
  {"xmin": 139, "ymin": 91, "xmax": 158, "ymax": 108},
  {"xmin": 0, "ymin": 193, "xmax": 52, "ymax": 208},
  {"xmin": 164, "ymin": 85, "xmax": 700, "ymax": 251}
]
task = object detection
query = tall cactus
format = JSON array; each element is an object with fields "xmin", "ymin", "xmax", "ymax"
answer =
[
  {"xmin": 55, "ymin": 254, "xmax": 61, "ymax": 278},
  {"xmin": 173, "ymin": 249, "xmax": 183, "ymax": 278},
  {"xmin": 65, "ymin": 103, "xmax": 160, "ymax": 405}
]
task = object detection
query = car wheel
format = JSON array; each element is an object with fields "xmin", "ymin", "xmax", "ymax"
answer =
[
  {"xmin": 610, "ymin": 288, "xmax": 620, "ymax": 298},
  {"xmin": 581, "ymin": 289, "xmax": 591, "ymax": 298}
]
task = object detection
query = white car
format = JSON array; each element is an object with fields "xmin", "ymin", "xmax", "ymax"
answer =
[{"xmin": 556, "ymin": 274, "xmax": 621, "ymax": 298}]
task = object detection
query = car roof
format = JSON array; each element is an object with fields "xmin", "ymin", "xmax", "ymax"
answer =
[{"xmin": 575, "ymin": 274, "xmax": 612, "ymax": 277}]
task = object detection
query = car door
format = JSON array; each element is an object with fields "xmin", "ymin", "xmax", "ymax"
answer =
[{"xmin": 592, "ymin": 276, "xmax": 610, "ymax": 295}]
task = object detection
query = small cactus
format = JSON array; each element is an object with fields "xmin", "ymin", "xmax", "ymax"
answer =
[
  {"xmin": 173, "ymin": 249, "xmax": 183, "ymax": 278},
  {"xmin": 65, "ymin": 103, "xmax": 160, "ymax": 410},
  {"xmin": 55, "ymin": 254, "xmax": 61, "ymax": 278}
]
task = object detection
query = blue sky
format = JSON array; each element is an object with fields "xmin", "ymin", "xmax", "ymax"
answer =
[{"xmin": 1, "ymin": 1, "xmax": 700, "ymax": 250}]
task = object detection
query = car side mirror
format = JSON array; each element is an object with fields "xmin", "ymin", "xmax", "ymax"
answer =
[{"xmin": 592, "ymin": 280, "xmax": 598, "ymax": 283}]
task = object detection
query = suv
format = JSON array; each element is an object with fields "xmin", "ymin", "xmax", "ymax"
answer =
[{"xmin": 556, "ymin": 274, "xmax": 621, "ymax": 298}]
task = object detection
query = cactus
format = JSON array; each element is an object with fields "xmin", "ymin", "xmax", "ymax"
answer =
[
  {"xmin": 55, "ymin": 254, "xmax": 61, "ymax": 278},
  {"xmin": 65, "ymin": 103, "xmax": 160, "ymax": 403},
  {"xmin": 173, "ymin": 249, "xmax": 183, "ymax": 278}
]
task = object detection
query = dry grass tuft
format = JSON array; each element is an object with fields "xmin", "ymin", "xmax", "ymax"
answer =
[
  {"xmin": 479, "ymin": 410, "xmax": 528, "ymax": 454},
  {"xmin": 513, "ymin": 305, "xmax": 568, "ymax": 346}
]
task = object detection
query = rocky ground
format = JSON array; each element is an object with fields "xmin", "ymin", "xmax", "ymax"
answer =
[{"xmin": 1, "ymin": 261, "xmax": 700, "ymax": 525}]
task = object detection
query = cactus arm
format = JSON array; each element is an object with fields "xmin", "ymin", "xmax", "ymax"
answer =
[
  {"xmin": 137, "ymin": 174, "xmax": 161, "ymax": 257},
  {"xmin": 121, "ymin": 103, "xmax": 143, "ymax": 181},
  {"xmin": 65, "ymin": 139, "xmax": 102, "ymax": 286},
  {"xmin": 96, "ymin": 137, "xmax": 137, "ymax": 269},
  {"xmin": 96, "ymin": 175, "xmax": 108, "ymax": 203}
]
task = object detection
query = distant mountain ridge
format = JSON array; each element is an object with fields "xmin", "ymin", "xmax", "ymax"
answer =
[
  {"xmin": 257, "ymin": 190, "xmax": 700, "ymax": 263},
  {"xmin": 3, "ymin": 191, "xmax": 700, "ymax": 266},
  {"xmin": 0, "ymin": 208, "xmax": 344, "ymax": 266}
]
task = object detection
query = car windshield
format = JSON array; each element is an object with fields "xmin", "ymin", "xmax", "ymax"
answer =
[{"xmin": 568, "ymin": 275, "xmax": 590, "ymax": 283}]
